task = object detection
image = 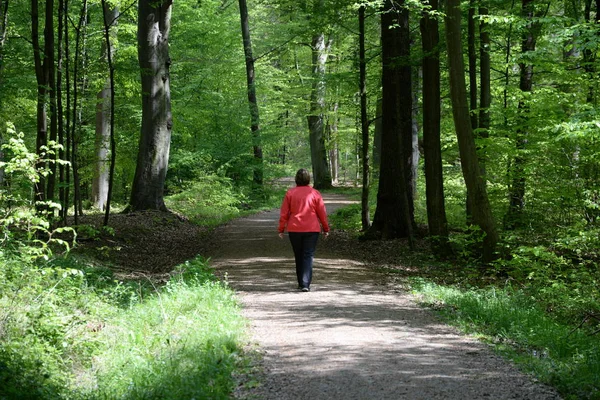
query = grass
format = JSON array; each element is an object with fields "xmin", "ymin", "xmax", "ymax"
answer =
[
  {"xmin": 0, "ymin": 254, "xmax": 248, "ymax": 400},
  {"xmin": 326, "ymin": 193, "xmax": 600, "ymax": 400},
  {"xmin": 411, "ymin": 280, "xmax": 600, "ymax": 400}
]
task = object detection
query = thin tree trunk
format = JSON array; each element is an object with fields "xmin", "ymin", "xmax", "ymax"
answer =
[
  {"xmin": 372, "ymin": 98, "xmax": 382, "ymax": 175},
  {"xmin": 31, "ymin": 0, "xmax": 47, "ymax": 207},
  {"xmin": 307, "ymin": 30, "xmax": 333, "ymax": 190},
  {"xmin": 421, "ymin": 0, "xmax": 450, "ymax": 254},
  {"xmin": 94, "ymin": 4, "xmax": 118, "ymax": 212},
  {"xmin": 129, "ymin": 0, "xmax": 173, "ymax": 211},
  {"xmin": 238, "ymin": 0, "xmax": 263, "ymax": 187},
  {"xmin": 0, "ymin": 0, "xmax": 8, "ymax": 185},
  {"xmin": 0, "ymin": 0, "xmax": 8, "ymax": 85},
  {"xmin": 71, "ymin": 0, "xmax": 87, "ymax": 224},
  {"xmin": 57, "ymin": 0, "xmax": 65, "ymax": 221},
  {"xmin": 101, "ymin": 0, "xmax": 117, "ymax": 226},
  {"xmin": 367, "ymin": 0, "xmax": 414, "ymax": 244},
  {"xmin": 62, "ymin": 0, "xmax": 70, "ymax": 223},
  {"xmin": 327, "ymin": 103, "xmax": 339, "ymax": 184},
  {"xmin": 445, "ymin": 0, "xmax": 498, "ymax": 261},
  {"xmin": 479, "ymin": 2, "xmax": 491, "ymax": 177},
  {"xmin": 505, "ymin": 0, "xmax": 536, "ymax": 228},
  {"xmin": 45, "ymin": 0, "xmax": 57, "ymax": 207},
  {"xmin": 468, "ymin": 0, "xmax": 478, "ymax": 130},
  {"xmin": 359, "ymin": 5, "xmax": 370, "ymax": 231}
]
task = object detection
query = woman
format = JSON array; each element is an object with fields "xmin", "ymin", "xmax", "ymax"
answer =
[{"xmin": 278, "ymin": 169, "xmax": 330, "ymax": 292}]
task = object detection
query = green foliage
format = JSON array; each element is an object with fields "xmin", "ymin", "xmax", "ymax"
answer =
[
  {"xmin": 412, "ymin": 281, "xmax": 600, "ymax": 400},
  {"xmin": 165, "ymin": 174, "xmax": 244, "ymax": 227},
  {"xmin": 0, "ymin": 124, "xmax": 74, "ymax": 260},
  {"xmin": 0, "ymin": 254, "xmax": 247, "ymax": 399}
]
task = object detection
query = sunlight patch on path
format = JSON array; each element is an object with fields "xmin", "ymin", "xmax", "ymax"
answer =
[{"xmin": 208, "ymin": 194, "xmax": 561, "ymax": 400}]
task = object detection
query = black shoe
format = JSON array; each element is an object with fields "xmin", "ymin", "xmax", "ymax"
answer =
[{"xmin": 301, "ymin": 287, "xmax": 310, "ymax": 292}]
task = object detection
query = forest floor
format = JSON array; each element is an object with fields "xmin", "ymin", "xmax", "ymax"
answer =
[
  {"xmin": 73, "ymin": 194, "xmax": 563, "ymax": 399},
  {"xmin": 205, "ymin": 193, "xmax": 562, "ymax": 400}
]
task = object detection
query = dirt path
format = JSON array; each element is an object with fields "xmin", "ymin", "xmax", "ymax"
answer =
[{"xmin": 207, "ymin": 193, "xmax": 561, "ymax": 400}]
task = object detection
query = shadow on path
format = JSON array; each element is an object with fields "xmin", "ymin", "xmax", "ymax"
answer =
[{"xmin": 207, "ymin": 194, "xmax": 561, "ymax": 400}]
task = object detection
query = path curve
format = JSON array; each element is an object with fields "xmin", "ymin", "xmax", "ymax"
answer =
[{"xmin": 207, "ymin": 193, "xmax": 561, "ymax": 400}]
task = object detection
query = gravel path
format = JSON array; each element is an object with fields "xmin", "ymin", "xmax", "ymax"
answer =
[{"xmin": 208, "ymin": 193, "xmax": 561, "ymax": 400}]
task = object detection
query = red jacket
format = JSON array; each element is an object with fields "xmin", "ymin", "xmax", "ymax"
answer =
[{"xmin": 278, "ymin": 186, "xmax": 330, "ymax": 233}]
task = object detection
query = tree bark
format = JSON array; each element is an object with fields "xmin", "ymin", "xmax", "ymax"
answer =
[
  {"xmin": 445, "ymin": 0, "xmax": 498, "ymax": 261},
  {"xmin": 31, "ymin": 0, "xmax": 48, "ymax": 207},
  {"xmin": 367, "ymin": 0, "xmax": 414, "ymax": 243},
  {"xmin": 238, "ymin": 0, "xmax": 263, "ymax": 187},
  {"xmin": 0, "ymin": 0, "xmax": 8, "ymax": 186},
  {"xmin": 359, "ymin": 5, "xmax": 370, "ymax": 231},
  {"xmin": 468, "ymin": 0, "xmax": 478, "ymax": 131},
  {"xmin": 101, "ymin": 0, "xmax": 117, "ymax": 226},
  {"xmin": 0, "ymin": 0, "xmax": 8, "ymax": 87},
  {"xmin": 94, "ymin": 4, "xmax": 118, "ymax": 212},
  {"xmin": 505, "ymin": 0, "xmax": 536, "ymax": 228},
  {"xmin": 479, "ymin": 2, "xmax": 491, "ymax": 174},
  {"xmin": 307, "ymin": 30, "xmax": 333, "ymax": 190},
  {"xmin": 71, "ymin": 0, "xmax": 88, "ymax": 223},
  {"xmin": 421, "ymin": 0, "xmax": 450, "ymax": 254},
  {"xmin": 129, "ymin": 0, "xmax": 173, "ymax": 211}
]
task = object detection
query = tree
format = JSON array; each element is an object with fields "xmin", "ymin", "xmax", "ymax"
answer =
[
  {"xmin": 445, "ymin": 0, "xmax": 498, "ymax": 261},
  {"xmin": 93, "ymin": 3, "xmax": 118, "ymax": 212},
  {"xmin": 307, "ymin": 0, "xmax": 333, "ymax": 190},
  {"xmin": 129, "ymin": 0, "xmax": 173, "ymax": 211},
  {"xmin": 367, "ymin": 0, "xmax": 414, "ymax": 241},
  {"xmin": 421, "ymin": 0, "xmax": 450, "ymax": 254},
  {"xmin": 238, "ymin": 0, "xmax": 263, "ymax": 188},
  {"xmin": 359, "ymin": 4, "xmax": 370, "ymax": 231},
  {"xmin": 505, "ymin": 0, "xmax": 538, "ymax": 228}
]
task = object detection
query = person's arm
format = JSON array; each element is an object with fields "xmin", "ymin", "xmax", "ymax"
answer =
[
  {"xmin": 278, "ymin": 192, "xmax": 291, "ymax": 234},
  {"xmin": 315, "ymin": 193, "xmax": 330, "ymax": 233}
]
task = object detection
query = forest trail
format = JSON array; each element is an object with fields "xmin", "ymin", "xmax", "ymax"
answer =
[{"xmin": 207, "ymin": 193, "xmax": 561, "ymax": 400}]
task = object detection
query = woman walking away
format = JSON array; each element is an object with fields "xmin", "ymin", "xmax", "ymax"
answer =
[{"xmin": 278, "ymin": 169, "xmax": 330, "ymax": 292}]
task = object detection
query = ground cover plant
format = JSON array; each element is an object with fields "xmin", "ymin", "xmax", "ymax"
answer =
[
  {"xmin": 327, "ymin": 186, "xmax": 600, "ymax": 400},
  {"xmin": 0, "ymin": 141, "xmax": 259, "ymax": 399}
]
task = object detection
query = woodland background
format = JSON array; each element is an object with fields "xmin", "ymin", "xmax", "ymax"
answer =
[{"xmin": 0, "ymin": 0, "xmax": 599, "ymax": 398}]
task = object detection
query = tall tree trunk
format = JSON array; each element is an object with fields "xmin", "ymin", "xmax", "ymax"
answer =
[
  {"xmin": 421, "ymin": 0, "xmax": 450, "ymax": 254},
  {"xmin": 0, "ymin": 0, "xmax": 8, "ymax": 185},
  {"xmin": 327, "ymin": 103, "xmax": 339, "ymax": 184},
  {"xmin": 62, "ymin": 0, "xmax": 70, "ymax": 223},
  {"xmin": 238, "ymin": 0, "xmax": 263, "ymax": 187},
  {"xmin": 94, "ymin": 4, "xmax": 118, "ymax": 212},
  {"xmin": 0, "ymin": 0, "xmax": 8, "ymax": 86},
  {"xmin": 45, "ymin": 0, "xmax": 57, "ymax": 207},
  {"xmin": 372, "ymin": 97, "xmax": 382, "ymax": 174},
  {"xmin": 359, "ymin": 4, "xmax": 370, "ymax": 231},
  {"xmin": 129, "ymin": 0, "xmax": 173, "ymax": 211},
  {"xmin": 505, "ymin": 0, "xmax": 537, "ymax": 228},
  {"xmin": 31, "ymin": 0, "xmax": 48, "ymax": 207},
  {"xmin": 445, "ymin": 0, "xmax": 498, "ymax": 261},
  {"xmin": 367, "ymin": 0, "xmax": 414, "ymax": 243},
  {"xmin": 307, "ymin": 30, "xmax": 333, "ymax": 190},
  {"xmin": 468, "ymin": 0, "xmax": 478, "ymax": 131},
  {"xmin": 101, "ymin": 0, "xmax": 117, "ymax": 226},
  {"xmin": 479, "ymin": 2, "xmax": 491, "ymax": 176},
  {"xmin": 466, "ymin": 0, "xmax": 478, "ymax": 222},
  {"xmin": 57, "ymin": 0, "xmax": 65, "ymax": 220},
  {"xmin": 411, "ymin": 66, "xmax": 421, "ymax": 198},
  {"xmin": 71, "ymin": 0, "xmax": 88, "ymax": 224}
]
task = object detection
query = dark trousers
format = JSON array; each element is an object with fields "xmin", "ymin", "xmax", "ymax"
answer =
[{"xmin": 288, "ymin": 232, "xmax": 320, "ymax": 289}]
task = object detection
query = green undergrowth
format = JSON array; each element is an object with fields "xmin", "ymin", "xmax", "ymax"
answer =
[
  {"xmin": 327, "ymin": 192, "xmax": 600, "ymax": 399},
  {"xmin": 0, "ymin": 255, "xmax": 247, "ymax": 399},
  {"xmin": 411, "ymin": 280, "xmax": 599, "ymax": 399},
  {"xmin": 165, "ymin": 175, "xmax": 286, "ymax": 227}
]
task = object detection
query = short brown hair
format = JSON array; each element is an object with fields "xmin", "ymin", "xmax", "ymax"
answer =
[{"xmin": 295, "ymin": 168, "xmax": 311, "ymax": 186}]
